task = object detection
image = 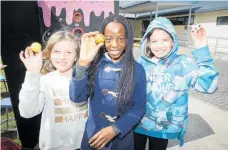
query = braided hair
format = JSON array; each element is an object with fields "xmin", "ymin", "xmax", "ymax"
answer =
[{"xmin": 87, "ymin": 15, "xmax": 135, "ymax": 114}]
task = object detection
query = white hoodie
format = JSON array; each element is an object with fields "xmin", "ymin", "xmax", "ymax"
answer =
[{"xmin": 19, "ymin": 71, "xmax": 87, "ymax": 150}]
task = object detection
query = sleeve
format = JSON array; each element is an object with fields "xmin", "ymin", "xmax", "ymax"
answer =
[
  {"xmin": 177, "ymin": 46, "xmax": 219, "ymax": 146},
  {"xmin": 114, "ymin": 65, "xmax": 147, "ymax": 138},
  {"xmin": 69, "ymin": 63, "xmax": 89, "ymax": 103},
  {"xmin": 19, "ymin": 71, "xmax": 46, "ymax": 118},
  {"xmin": 183, "ymin": 46, "xmax": 219, "ymax": 93}
]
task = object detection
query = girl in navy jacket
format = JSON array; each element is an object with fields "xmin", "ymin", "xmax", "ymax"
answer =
[{"xmin": 69, "ymin": 15, "xmax": 147, "ymax": 150}]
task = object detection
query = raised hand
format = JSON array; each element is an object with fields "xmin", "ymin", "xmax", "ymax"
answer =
[
  {"xmin": 19, "ymin": 47, "xmax": 43, "ymax": 74},
  {"xmin": 89, "ymin": 126, "xmax": 116, "ymax": 150},
  {"xmin": 78, "ymin": 31, "xmax": 104, "ymax": 67},
  {"xmin": 190, "ymin": 24, "xmax": 208, "ymax": 49},
  {"xmin": 0, "ymin": 64, "xmax": 7, "ymax": 70}
]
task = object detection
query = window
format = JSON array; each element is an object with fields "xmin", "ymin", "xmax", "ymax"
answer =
[
  {"xmin": 169, "ymin": 16, "xmax": 194, "ymax": 25},
  {"xmin": 142, "ymin": 20, "xmax": 150, "ymax": 36},
  {"xmin": 217, "ymin": 16, "xmax": 228, "ymax": 25}
]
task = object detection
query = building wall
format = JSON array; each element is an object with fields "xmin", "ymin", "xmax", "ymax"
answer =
[
  {"xmin": 194, "ymin": 10, "xmax": 228, "ymax": 38},
  {"xmin": 169, "ymin": 10, "xmax": 228, "ymax": 53},
  {"xmin": 128, "ymin": 10, "xmax": 228, "ymax": 53},
  {"xmin": 129, "ymin": 10, "xmax": 228, "ymax": 37},
  {"xmin": 194, "ymin": 10, "xmax": 228, "ymax": 53},
  {"xmin": 128, "ymin": 19, "xmax": 142, "ymax": 38},
  {"xmin": 164, "ymin": 10, "xmax": 228, "ymax": 37}
]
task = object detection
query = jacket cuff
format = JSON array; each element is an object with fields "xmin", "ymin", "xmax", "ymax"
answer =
[
  {"xmin": 72, "ymin": 62, "xmax": 89, "ymax": 80},
  {"xmin": 111, "ymin": 124, "xmax": 121, "ymax": 136},
  {"xmin": 191, "ymin": 46, "xmax": 212, "ymax": 62}
]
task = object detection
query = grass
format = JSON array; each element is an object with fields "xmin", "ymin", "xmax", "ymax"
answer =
[
  {"xmin": 1, "ymin": 58, "xmax": 21, "ymax": 145},
  {"xmin": 1, "ymin": 109, "xmax": 20, "ymax": 144},
  {"xmin": 1, "ymin": 68, "xmax": 8, "ymax": 99}
]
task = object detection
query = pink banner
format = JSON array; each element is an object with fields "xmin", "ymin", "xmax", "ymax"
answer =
[{"xmin": 38, "ymin": 0, "xmax": 115, "ymax": 27}]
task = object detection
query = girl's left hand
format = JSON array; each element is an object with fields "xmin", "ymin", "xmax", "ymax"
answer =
[
  {"xmin": 89, "ymin": 126, "xmax": 116, "ymax": 149},
  {"xmin": 0, "ymin": 64, "xmax": 7, "ymax": 70},
  {"xmin": 190, "ymin": 24, "xmax": 208, "ymax": 49}
]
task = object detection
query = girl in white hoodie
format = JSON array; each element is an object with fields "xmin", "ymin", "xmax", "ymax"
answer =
[{"xmin": 19, "ymin": 30, "xmax": 88, "ymax": 150}]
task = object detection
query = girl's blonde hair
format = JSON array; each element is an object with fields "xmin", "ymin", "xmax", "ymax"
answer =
[{"xmin": 41, "ymin": 30, "xmax": 80, "ymax": 74}]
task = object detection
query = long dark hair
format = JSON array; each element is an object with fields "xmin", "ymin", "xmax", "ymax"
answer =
[{"xmin": 87, "ymin": 15, "xmax": 135, "ymax": 113}]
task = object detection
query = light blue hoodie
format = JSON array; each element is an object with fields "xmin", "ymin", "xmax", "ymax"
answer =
[{"xmin": 134, "ymin": 17, "xmax": 219, "ymax": 146}]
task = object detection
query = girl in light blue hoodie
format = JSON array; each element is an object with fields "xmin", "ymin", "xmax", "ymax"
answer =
[{"xmin": 134, "ymin": 17, "xmax": 219, "ymax": 150}]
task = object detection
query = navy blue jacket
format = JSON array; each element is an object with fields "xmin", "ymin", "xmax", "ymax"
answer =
[{"xmin": 69, "ymin": 54, "xmax": 146, "ymax": 150}]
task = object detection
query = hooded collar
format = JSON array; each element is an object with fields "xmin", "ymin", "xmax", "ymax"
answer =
[
  {"xmin": 140, "ymin": 17, "xmax": 179, "ymax": 65},
  {"xmin": 102, "ymin": 52, "xmax": 124, "ymax": 67}
]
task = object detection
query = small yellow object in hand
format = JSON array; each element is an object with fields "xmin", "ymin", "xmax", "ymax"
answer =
[
  {"xmin": 94, "ymin": 33, "xmax": 105, "ymax": 44},
  {"xmin": 30, "ymin": 42, "xmax": 42, "ymax": 53}
]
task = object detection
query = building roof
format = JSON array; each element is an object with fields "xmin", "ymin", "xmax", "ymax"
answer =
[
  {"xmin": 193, "ymin": 1, "xmax": 228, "ymax": 13},
  {"xmin": 119, "ymin": 1, "xmax": 192, "ymax": 14},
  {"xmin": 119, "ymin": 1, "xmax": 228, "ymax": 19}
]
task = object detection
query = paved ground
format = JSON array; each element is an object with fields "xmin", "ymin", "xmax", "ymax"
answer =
[
  {"xmin": 167, "ymin": 96, "xmax": 228, "ymax": 150},
  {"xmin": 178, "ymin": 47, "xmax": 228, "ymax": 111},
  {"xmin": 191, "ymin": 60, "xmax": 228, "ymax": 111},
  {"xmin": 133, "ymin": 47, "xmax": 228, "ymax": 150}
]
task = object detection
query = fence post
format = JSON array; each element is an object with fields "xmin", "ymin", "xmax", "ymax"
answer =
[{"xmin": 215, "ymin": 38, "xmax": 218, "ymax": 55}]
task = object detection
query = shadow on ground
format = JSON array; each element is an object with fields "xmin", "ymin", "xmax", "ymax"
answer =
[{"xmin": 168, "ymin": 113, "xmax": 215, "ymax": 148}]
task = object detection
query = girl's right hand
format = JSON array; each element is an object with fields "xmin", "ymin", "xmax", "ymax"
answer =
[
  {"xmin": 78, "ymin": 31, "xmax": 104, "ymax": 67},
  {"xmin": 19, "ymin": 47, "xmax": 43, "ymax": 74},
  {"xmin": 190, "ymin": 24, "xmax": 208, "ymax": 49}
]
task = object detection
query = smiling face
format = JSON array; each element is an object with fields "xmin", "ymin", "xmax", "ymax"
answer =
[
  {"xmin": 149, "ymin": 28, "xmax": 174, "ymax": 58},
  {"xmin": 104, "ymin": 22, "xmax": 127, "ymax": 62},
  {"xmin": 50, "ymin": 40, "xmax": 77, "ymax": 74}
]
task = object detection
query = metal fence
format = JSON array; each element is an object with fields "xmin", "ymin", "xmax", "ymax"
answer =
[{"xmin": 177, "ymin": 33, "xmax": 228, "ymax": 55}]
